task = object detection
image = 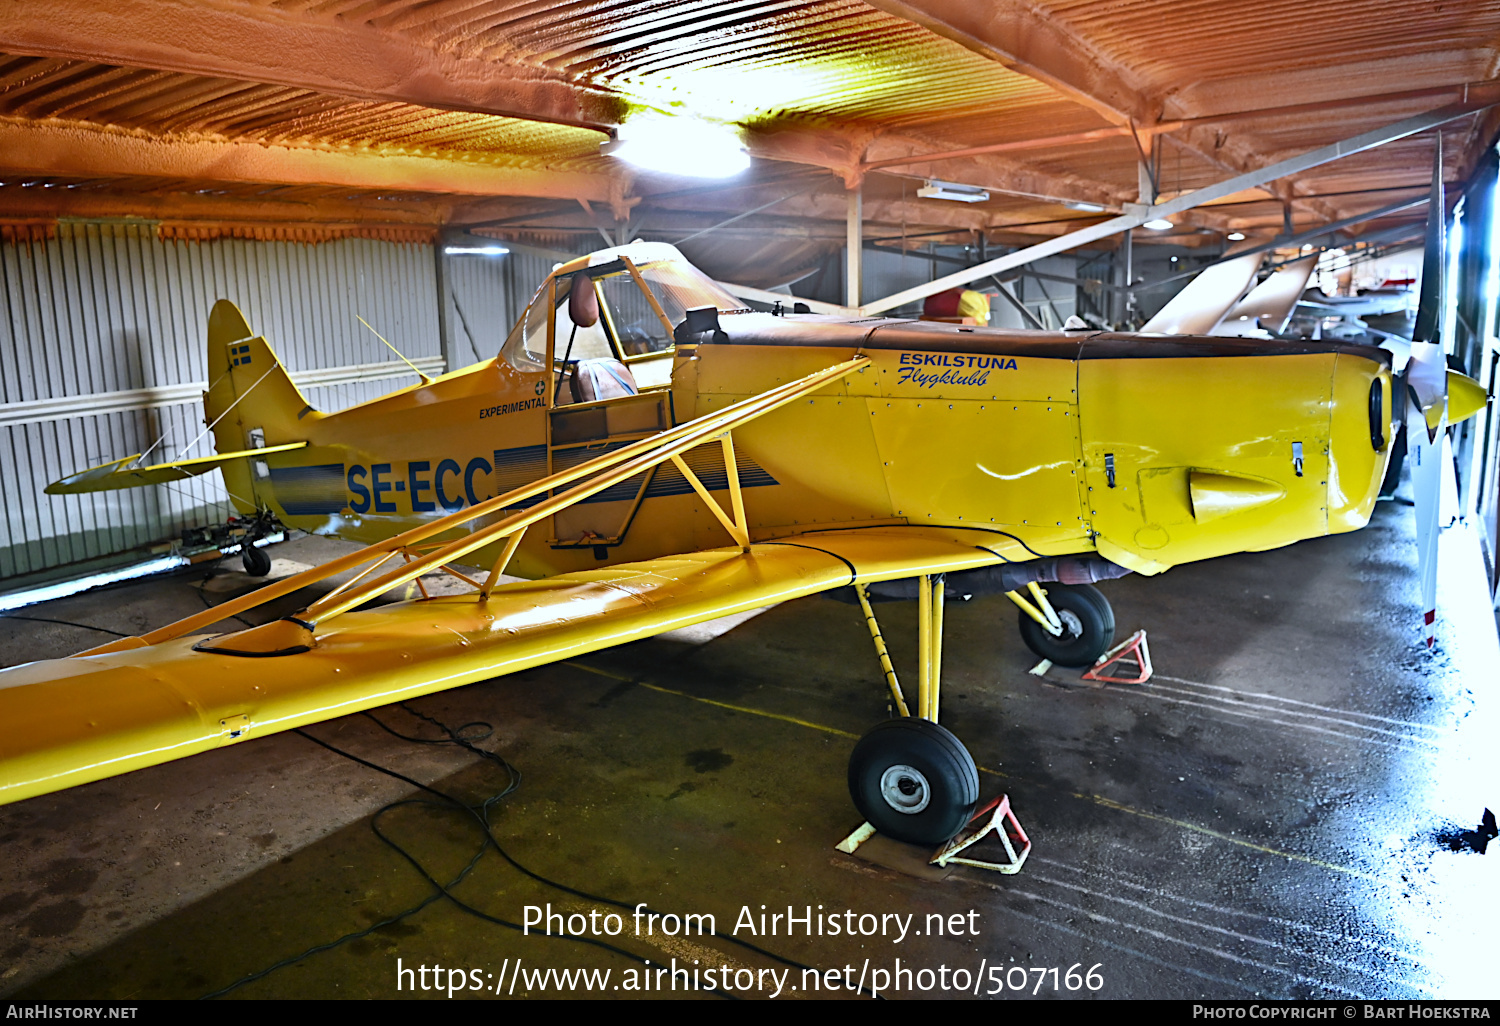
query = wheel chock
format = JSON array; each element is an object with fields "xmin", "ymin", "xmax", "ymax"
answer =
[
  {"xmin": 1080, "ymin": 628, "xmax": 1152, "ymax": 685},
  {"xmin": 930, "ymin": 794, "xmax": 1031, "ymax": 874},
  {"xmin": 835, "ymin": 821, "xmax": 877, "ymax": 854}
]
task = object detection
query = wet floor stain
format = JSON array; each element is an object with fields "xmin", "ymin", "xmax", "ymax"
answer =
[
  {"xmin": 1435, "ymin": 808, "xmax": 1497, "ymax": 854},
  {"xmin": 684, "ymin": 748, "xmax": 732, "ymax": 773},
  {"xmin": 19, "ymin": 900, "xmax": 86, "ymax": 939},
  {"xmin": 33, "ymin": 859, "xmax": 99, "ymax": 896},
  {"xmin": 589, "ymin": 679, "xmax": 636, "ymax": 708},
  {"xmin": 0, "ymin": 891, "xmax": 39, "ymax": 916}
]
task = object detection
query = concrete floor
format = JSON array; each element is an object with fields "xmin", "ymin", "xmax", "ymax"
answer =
[{"xmin": 1, "ymin": 493, "xmax": 1496, "ymax": 1001}]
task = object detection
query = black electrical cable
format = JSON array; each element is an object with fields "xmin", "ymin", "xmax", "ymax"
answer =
[
  {"xmin": 0, "ymin": 614, "xmax": 129, "ymax": 636},
  {"xmin": 194, "ymin": 570, "xmax": 261, "ymax": 630},
  {"xmin": 202, "ymin": 704, "xmax": 737, "ymax": 1000},
  {"xmin": 0, "ymin": 528, "xmax": 309, "ymax": 642},
  {"xmin": 353, "ymin": 703, "xmax": 871, "ymax": 996},
  {"xmin": 0, "ymin": 565, "xmax": 272, "ymax": 640},
  {"xmin": 192, "ymin": 591, "xmax": 880, "ymax": 999}
]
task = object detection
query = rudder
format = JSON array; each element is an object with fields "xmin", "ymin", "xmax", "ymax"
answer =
[{"xmin": 204, "ymin": 300, "xmax": 318, "ymax": 512}]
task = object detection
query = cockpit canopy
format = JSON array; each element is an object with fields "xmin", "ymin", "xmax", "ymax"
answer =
[{"xmin": 501, "ymin": 242, "xmax": 744, "ymax": 385}]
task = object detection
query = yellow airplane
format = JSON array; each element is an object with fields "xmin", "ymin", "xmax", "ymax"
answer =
[{"xmin": 7, "ymin": 238, "xmax": 1487, "ymax": 846}]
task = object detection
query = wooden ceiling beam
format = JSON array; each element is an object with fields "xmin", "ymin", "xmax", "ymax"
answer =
[
  {"xmin": 859, "ymin": 0, "xmax": 1155, "ymax": 127},
  {"xmin": 754, "ymin": 125, "xmax": 1124, "ymax": 211},
  {"xmin": 0, "ymin": 118, "xmax": 618, "ymax": 203},
  {"xmin": 0, "ymin": 181, "xmax": 454, "ymax": 225},
  {"xmin": 0, "ymin": 0, "xmax": 622, "ymax": 130}
]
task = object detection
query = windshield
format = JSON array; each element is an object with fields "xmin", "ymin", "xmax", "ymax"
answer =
[
  {"xmin": 501, "ymin": 255, "xmax": 745, "ymax": 370},
  {"xmin": 636, "ymin": 258, "xmax": 742, "ymax": 320}
]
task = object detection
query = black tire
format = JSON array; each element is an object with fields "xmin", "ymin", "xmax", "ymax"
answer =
[
  {"xmin": 848, "ymin": 718, "xmax": 978, "ymax": 845},
  {"xmin": 241, "ymin": 543, "xmax": 272, "ymax": 578},
  {"xmin": 1017, "ymin": 582, "xmax": 1114, "ymax": 667}
]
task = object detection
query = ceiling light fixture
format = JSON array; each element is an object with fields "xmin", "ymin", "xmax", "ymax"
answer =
[
  {"xmin": 1227, "ymin": 231, "xmax": 1246, "ymax": 241},
  {"xmin": 1144, "ymin": 218, "xmax": 1174, "ymax": 231},
  {"xmin": 1065, "ymin": 200, "xmax": 1105, "ymax": 213},
  {"xmin": 444, "ymin": 245, "xmax": 509, "ymax": 256},
  {"xmin": 918, "ymin": 180, "xmax": 990, "ymax": 204},
  {"xmin": 604, "ymin": 115, "xmax": 750, "ymax": 179}
]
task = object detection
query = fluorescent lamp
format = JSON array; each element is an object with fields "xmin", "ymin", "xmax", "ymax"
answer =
[
  {"xmin": 1065, "ymin": 201, "xmax": 1105, "ymax": 213},
  {"xmin": 605, "ymin": 115, "xmax": 750, "ymax": 179},
  {"xmin": 0, "ymin": 533, "xmax": 283, "ymax": 612},
  {"xmin": 444, "ymin": 245, "xmax": 509, "ymax": 256},
  {"xmin": 0, "ymin": 555, "xmax": 185, "ymax": 612},
  {"xmin": 1144, "ymin": 218, "xmax": 1173, "ymax": 231},
  {"xmin": 918, "ymin": 180, "xmax": 990, "ymax": 204},
  {"xmin": 1227, "ymin": 231, "xmax": 1246, "ymax": 241}
]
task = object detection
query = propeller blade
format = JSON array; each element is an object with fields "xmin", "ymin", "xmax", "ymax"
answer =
[
  {"xmin": 1411, "ymin": 134, "xmax": 1445, "ymax": 346},
  {"xmin": 1407, "ymin": 136, "xmax": 1449, "ymax": 435},
  {"xmin": 1406, "ymin": 398, "xmax": 1444, "ymax": 648},
  {"xmin": 1404, "ymin": 135, "xmax": 1448, "ymax": 648}
]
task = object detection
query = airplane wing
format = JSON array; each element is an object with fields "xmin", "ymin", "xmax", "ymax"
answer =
[
  {"xmin": 45, "ymin": 443, "xmax": 307, "ymax": 494},
  {"xmin": 6, "ymin": 353, "xmax": 1044, "ymax": 805},
  {"xmin": 0, "ymin": 525, "xmax": 1024, "ymax": 806}
]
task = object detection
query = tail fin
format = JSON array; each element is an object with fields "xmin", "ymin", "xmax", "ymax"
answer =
[{"xmin": 205, "ymin": 300, "xmax": 317, "ymax": 511}]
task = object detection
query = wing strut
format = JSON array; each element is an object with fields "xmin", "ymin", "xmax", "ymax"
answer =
[{"xmin": 670, "ymin": 432, "xmax": 750, "ymax": 551}]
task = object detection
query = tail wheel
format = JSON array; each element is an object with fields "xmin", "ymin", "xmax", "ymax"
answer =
[
  {"xmin": 1017, "ymin": 582, "xmax": 1114, "ymax": 667},
  {"xmin": 241, "ymin": 543, "xmax": 272, "ymax": 578},
  {"xmin": 848, "ymin": 718, "xmax": 978, "ymax": 845}
]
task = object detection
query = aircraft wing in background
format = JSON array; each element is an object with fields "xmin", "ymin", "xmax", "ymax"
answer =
[
  {"xmin": 1213, "ymin": 256, "xmax": 1319, "ymax": 336},
  {"xmin": 1140, "ymin": 251, "xmax": 1262, "ymax": 335}
]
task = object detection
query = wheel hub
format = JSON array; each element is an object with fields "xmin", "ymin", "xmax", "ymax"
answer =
[
  {"xmin": 1057, "ymin": 608, "xmax": 1084, "ymax": 639},
  {"xmin": 878, "ymin": 764, "xmax": 931, "ymax": 814}
]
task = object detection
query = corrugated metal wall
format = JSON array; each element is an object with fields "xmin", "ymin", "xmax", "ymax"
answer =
[
  {"xmin": 0, "ymin": 225, "xmax": 445, "ymax": 580},
  {"xmin": 442, "ymin": 241, "xmax": 575, "ymax": 368}
]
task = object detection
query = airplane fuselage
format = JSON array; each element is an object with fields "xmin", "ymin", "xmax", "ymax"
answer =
[{"xmin": 231, "ymin": 306, "xmax": 1393, "ymax": 582}]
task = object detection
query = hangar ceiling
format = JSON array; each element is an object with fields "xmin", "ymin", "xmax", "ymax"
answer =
[{"xmin": 2, "ymin": 0, "xmax": 1500, "ymax": 273}]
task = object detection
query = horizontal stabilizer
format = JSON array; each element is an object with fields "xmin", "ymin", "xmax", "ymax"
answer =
[{"xmin": 45, "ymin": 442, "xmax": 307, "ymax": 494}]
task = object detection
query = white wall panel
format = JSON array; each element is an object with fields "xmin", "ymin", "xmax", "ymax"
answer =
[
  {"xmin": 0, "ymin": 226, "xmax": 442, "ymax": 580},
  {"xmin": 441, "ymin": 242, "xmax": 577, "ymax": 369}
]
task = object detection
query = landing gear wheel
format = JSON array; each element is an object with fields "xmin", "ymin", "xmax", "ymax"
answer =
[
  {"xmin": 1017, "ymin": 582, "xmax": 1114, "ymax": 667},
  {"xmin": 848, "ymin": 718, "xmax": 979, "ymax": 845},
  {"xmin": 241, "ymin": 543, "xmax": 272, "ymax": 578}
]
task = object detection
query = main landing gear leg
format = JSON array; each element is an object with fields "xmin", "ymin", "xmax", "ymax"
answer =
[
  {"xmin": 848, "ymin": 575, "xmax": 979, "ymax": 846},
  {"xmin": 1008, "ymin": 581, "xmax": 1115, "ymax": 668}
]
